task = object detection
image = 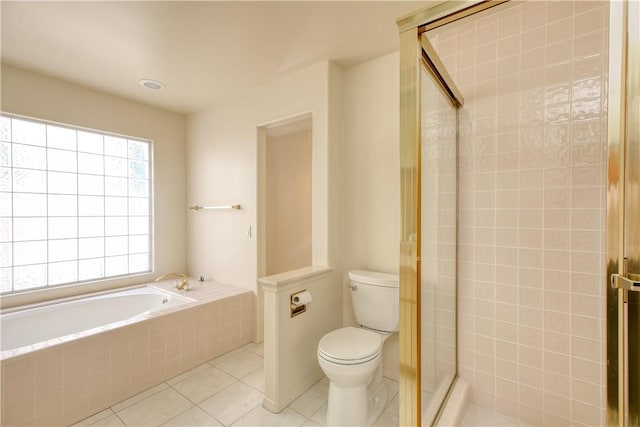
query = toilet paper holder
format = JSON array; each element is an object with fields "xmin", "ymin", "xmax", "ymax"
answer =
[{"xmin": 290, "ymin": 289, "xmax": 311, "ymax": 318}]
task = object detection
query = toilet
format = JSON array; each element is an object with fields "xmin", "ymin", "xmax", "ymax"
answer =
[{"xmin": 317, "ymin": 270, "xmax": 399, "ymax": 426}]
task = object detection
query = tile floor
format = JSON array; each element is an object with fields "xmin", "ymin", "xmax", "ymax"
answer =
[
  {"xmin": 72, "ymin": 342, "xmax": 400, "ymax": 427},
  {"xmin": 70, "ymin": 341, "xmax": 527, "ymax": 427}
]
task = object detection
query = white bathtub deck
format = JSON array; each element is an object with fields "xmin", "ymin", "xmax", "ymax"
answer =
[{"xmin": 149, "ymin": 277, "xmax": 249, "ymax": 305}]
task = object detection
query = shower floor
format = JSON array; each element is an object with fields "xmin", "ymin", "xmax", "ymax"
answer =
[
  {"xmin": 462, "ymin": 404, "xmax": 531, "ymax": 427},
  {"xmin": 428, "ymin": 378, "xmax": 531, "ymax": 427}
]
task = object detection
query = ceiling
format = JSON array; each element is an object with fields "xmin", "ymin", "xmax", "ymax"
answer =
[{"xmin": 1, "ymin": 1, "xmax": 429, "ymax": 115}]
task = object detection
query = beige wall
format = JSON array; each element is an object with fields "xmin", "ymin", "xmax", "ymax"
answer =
[
  {"xmin": 0, "ymin": 64, "xmax": 187, "ymax": 308},
  {"xmin": 342, "ymin": 52, "xmax": 401, "ymax": 379},
  {"xmin": 187, "ymin": 61, "xmax": 343, "ymax": 341},
  {"xmin": 266, "ymin": 130, "xmax": 312, "ymax": 275}
]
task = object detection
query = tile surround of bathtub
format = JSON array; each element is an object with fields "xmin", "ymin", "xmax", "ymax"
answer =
[
  {"xmin": 427, "ymin": 1, "xmax": 608, "ymax": 425},
  {"xmin": 1, "ymin": 288, "xmax": 253, "ymax": 427}
]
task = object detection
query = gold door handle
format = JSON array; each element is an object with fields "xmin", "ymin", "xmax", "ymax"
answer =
[{"xmin": 611, "ymin": 273, "xmax": 640, "ymax": 291}]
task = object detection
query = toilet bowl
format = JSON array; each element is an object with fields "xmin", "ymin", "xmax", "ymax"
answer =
[
  {"xmin": 317, "ymin": 270, "xmax": 399, "ymax": 426},
  {"xmin": 318, "ymin": 327, "xmax": 385, "ymax": 426}
]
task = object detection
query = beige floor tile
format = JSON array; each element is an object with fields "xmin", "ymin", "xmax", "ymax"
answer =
[
  {"xmin": 70, "ymin": 409, "xmax": 116, "ymax": 427},
  {"xmin": 198, "ymin": 382, "xmax": 263, "ymax": 425},
  {"xmin": 166, "ymin": 363, "xmax": 212, "ymax": 386},
  {"xmin": 89, "ymin": 414, "xmax": 126, "ymax": 427},
  {"xmin": 172, "ymin": 365, "xmax": 236, "ymax": 403},
  {"xmin": 115, "ymin": 387, "xmax": 193, "ymax": 426},
  {"xmin": 310, "ymin": 404, "xmax": 326, "ymax": 426},
  {"xmin": 383, "ymin": 377, "xmax": 399, "ymax": 401},
  {"xmin": 302, "ymin": 419, "xmax": 322, "ymax": 427},
  {"xmin": 231, "ymin": 406, "xmax": 307, "ymax": 427},
  {"xmin": 210, "ymin": 347, "xmax": 246, "ymax": 364},
  {"xmin": 240, "ymin": 367, "xmax": 265, "ymax": 393},
  {"xmin": 242, "ymin": 342, "xmax": 264, "ymax": 357},
  {"xmin": 111, "ymin": 383, "xmax": 169, "ymax": 413},
  {"xmin": 386, "ymin": 393, "xmax": 399, "ymax": 416},
  {"xmin": 289, "ymin": 381, "xmax": 329, "ymax": 418},
  {"xmin": 211, "ymin": 349, "xmax": 263, "ymax": 379},
  {"xmin": 161, "ymin": 406, "xmax": 223, "ymax": 426},
  {"xmin": 373, "ymin": 410, "xmax": 398, "ymax": 427}
]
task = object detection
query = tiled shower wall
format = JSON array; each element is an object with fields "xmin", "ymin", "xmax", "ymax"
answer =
[{"xmin": 428, "ymin": 1, "xmax": 609, "ymax": 425}]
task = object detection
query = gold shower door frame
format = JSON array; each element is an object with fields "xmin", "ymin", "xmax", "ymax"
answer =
[
  {"xmin": 397, "ymin": 1, "xmax": 507, "ymax": 425},
  {"xmin": 607, "ymin": 1, "xmax": 640, "ymax": 426}
]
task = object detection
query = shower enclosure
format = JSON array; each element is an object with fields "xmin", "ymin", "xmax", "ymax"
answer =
[
  {"xmin": 607, "ymin": 1, "xmax": 640, "ymax": 426},
  {"xmin": 397, "ymin": 2, "xmax": 505, "ymax": 425},
  {"xmin": 399, "ymin": 0, "xmax": 636, "ymax": 426},
  {"xmin": 416, "ymin": 36, "xmax": 462, "ymax": 425}
]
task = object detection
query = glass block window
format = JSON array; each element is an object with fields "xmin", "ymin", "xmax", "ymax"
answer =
[{"xmin": 0, "ymin": 114, "xmax": 152, "ymax": 293}]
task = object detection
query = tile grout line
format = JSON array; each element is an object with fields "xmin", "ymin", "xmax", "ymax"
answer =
[
  {"xmin": 109, "ymin": 383, "xmax": 170, "ymax": 415},
  {"xmin": 112, "ymin": 409, "xmax": 127, "ymax": 427}
]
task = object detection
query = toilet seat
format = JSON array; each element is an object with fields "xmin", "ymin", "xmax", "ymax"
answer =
[{"xmin": 318, "ymin": 327, "xmax": 382, "ymax": 365}]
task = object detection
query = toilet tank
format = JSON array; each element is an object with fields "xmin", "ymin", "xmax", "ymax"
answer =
[{"xmin": 348, "ymin": 270, "xmax": 399, "ymax": 333}]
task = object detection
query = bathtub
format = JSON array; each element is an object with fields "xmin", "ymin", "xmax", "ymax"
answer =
[
  {"xmin": 1, "ymin": 279, "xmax": 254, "ymax": 427},
  {"xmin": 0, "ymin": 286, "xmax": 190, "ymax": 354}
]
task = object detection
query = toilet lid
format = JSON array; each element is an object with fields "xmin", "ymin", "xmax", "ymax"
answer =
[{"xmin": 318, "ymin": 327, "xmax": 382, "ymax": 364}]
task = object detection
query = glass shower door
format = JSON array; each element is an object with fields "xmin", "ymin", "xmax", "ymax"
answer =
[
  {"xmin": 624, "ymin": 3, "xmax": 640, "ymax": 425},
  {"xmin": 420, "ymin": 49, "xmax": 459, "ymax": 426},
  {"xmin": 398, "ymin": 9, "xmax": 464, "ymax": 426},
  {"xmin": 607, "ymin": 1, "xmax": 640, "ymax": 425}
]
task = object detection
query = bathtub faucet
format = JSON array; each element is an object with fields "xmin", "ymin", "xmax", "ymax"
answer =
[{"xmin": 154, "ymin": 273, "xmax": 190, "ymax": 291}]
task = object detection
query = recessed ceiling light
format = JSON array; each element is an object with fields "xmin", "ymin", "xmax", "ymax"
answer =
[{"xmin": 139, "ymin": 79, "xmax": 164, "ymax": 90}]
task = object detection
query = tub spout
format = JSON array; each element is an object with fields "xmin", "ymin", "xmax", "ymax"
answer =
[{"xmin": 155, "ymin": 273, "xmax": 189, "ymax": 290}]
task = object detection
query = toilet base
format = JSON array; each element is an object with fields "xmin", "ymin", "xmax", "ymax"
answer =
[
  {"xmin": 325, "ymin": 365, "xmax": 388, "ymax": 426},
  {"xmin": 366, "ymin": 379, "xmax": 388, "ymax": 426},
  {"xmin": 326, "ymin": 382, "xmax": 368, "ymax": 426}
]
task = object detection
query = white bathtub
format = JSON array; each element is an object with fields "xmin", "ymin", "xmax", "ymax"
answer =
[
  {"xmin": 0, "ymin": 286, "xmax": 191, "ymax": 353},
  {"xmin": 1, "ymin": 280, "xmax": 253, "ymax": 427}
]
